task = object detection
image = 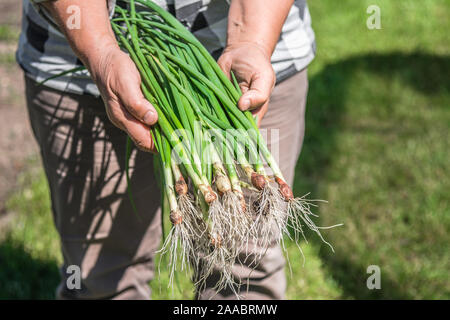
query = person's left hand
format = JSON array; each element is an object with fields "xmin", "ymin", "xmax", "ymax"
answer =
[{"xmin": 218, "ymin": 42, "xmax": 275, "ymax": 126}]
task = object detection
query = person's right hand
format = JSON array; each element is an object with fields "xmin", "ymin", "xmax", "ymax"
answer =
[
  {"xmin": 40, "ymin": 1, "xmax": 157, "ymax": 151},
  {"xmin": 89, "ymin": 46, "xmax": 158, "ymax": 152}
]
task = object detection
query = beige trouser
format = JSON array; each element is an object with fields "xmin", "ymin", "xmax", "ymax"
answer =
[{"xmin": 24, "ymin": 69, "xmax": 308, "ymax": 300}]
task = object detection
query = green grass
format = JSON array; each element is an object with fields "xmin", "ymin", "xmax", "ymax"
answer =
[
  {"xmin": 0, "ymin": 25, "xmax": 19, "ymax": 43},
  {"xmin": 290, "ymin": 0, "xmax": 450, "ymax": 299},
  {"xmin": 0, "ymin": 52, "xmax": 16, "ymax": 65},
  {"xmin": 1, "ymin": 0, "xmax": 449, "ymax": 299},
  {"xmin": 0, "ymin": 162, "xmax": 60, "ymax": 299}
]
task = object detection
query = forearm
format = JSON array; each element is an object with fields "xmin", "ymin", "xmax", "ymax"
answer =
[
  {"xmin": 41, "ymin": 0, "xmax": 118, "ymax": 75},
  {"xmin": 226, "ymin": 0, "xmax": 294, "ymax": 57}
]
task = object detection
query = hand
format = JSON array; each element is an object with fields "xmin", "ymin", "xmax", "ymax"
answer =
[
  {"xmin": 218, "ymin": 42, "xmax": 275, "ymax": 126},
  {"xmin": 89, "ymin": 46, "xmax": 158, "ymax": 152},
  {"xmin": 40, "ymin": 1, "xmax": 157, "ymax": 151}
]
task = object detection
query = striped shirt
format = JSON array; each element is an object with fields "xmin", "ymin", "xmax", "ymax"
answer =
[{"xmin": 16, "ymin": 0, "xmax": 315, "ymax": 97}]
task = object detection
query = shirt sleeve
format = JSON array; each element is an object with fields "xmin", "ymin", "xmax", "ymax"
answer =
[{"xmin": 29, "ymin": 0, "xmax": 117, "ymax": 31}]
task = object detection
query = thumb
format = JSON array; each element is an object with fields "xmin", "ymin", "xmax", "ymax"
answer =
[
  {"xmin": 118, "ymin": 74, "xmax": 158, "ymax": 127},
  {"xmin": 125, "ymin": 96, "xmax": 158, "ymax": 127},
  {"xmin": 237, "ymin": 72, "xmax": 274, "ymax": 111}
]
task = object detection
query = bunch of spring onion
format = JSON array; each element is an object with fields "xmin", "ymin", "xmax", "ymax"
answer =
[{"xmin": 110, "ymin": 0, "xmax": 341, "ymax": 294}]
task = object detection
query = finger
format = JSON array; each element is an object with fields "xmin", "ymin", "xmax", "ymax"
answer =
[
  {"xmin": 105, "ymin": 99, "xmax": 127, "ymax": 130},
  {"xmin": 109, "ymin": 103, "xmax": 156, "ymax": 153},
  {"xmin": 116, "ymin": 73, "xmax": 158, "ymax": 127},
  {"xmin": 128, "ymin": 123, "xmax": 156, "ymax": 153},
  {"xmin": 250, "ymin": 106, "xmax": 262, "ymax": 116},
  {"xmin": 238, "ymin": 72, "xmax": 274, "ymax": 111},
  {"xmin": 125, "ymin": 115, "xmax": 156, "ymax": 153},
  {"xmin": 217, "ymin": 55, "xmax": 231, "ymax": 79}
]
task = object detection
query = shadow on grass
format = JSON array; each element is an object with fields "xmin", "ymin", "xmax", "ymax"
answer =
[
  {"xmin": 0, "ymin": 236, "xmax": 59, "ymax": 299},
  {"xmin": 294, "ymin": 52, "xmax": 449, "ymax": 299}
]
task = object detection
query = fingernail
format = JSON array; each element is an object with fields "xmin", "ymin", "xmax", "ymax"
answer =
[{"xmin": 143, "ymin": 110, "xmax": 156, "ymax": 125}]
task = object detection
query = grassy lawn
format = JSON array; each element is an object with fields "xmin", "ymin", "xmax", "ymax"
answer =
[{"xmin": 1, "ymin": 0, "xmax": 449, "ymax": 299}]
